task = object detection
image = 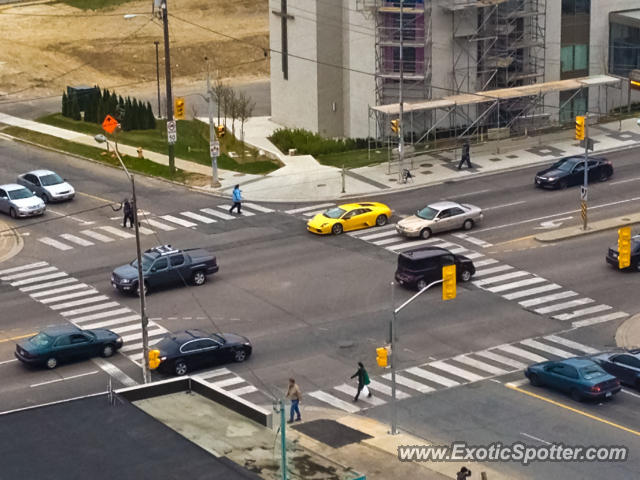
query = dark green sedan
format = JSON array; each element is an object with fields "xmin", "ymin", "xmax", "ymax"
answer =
[{"xmin": 15, "ymin": 324, "xmax": 123, "ymax": 369}]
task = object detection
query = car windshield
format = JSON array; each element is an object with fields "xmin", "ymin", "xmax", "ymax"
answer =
[
  {"xmin": 323, "ymin": 207, "xmax": 346, "ymax": 219},
  {"xmin": 554, "ymin": 159, "xmax": 579, "ymax": 172},
  {"xmin": 8, "ymin": 187, "xmax": 33, "ymax": 200},
  {"xmin": 416, "ymin": 206, "xmax": 438, "ymax": 220},
  {"xmin": 131, "ymin": 253, "xmax": 156, "ymax": 271},
  {"xmin": 580, "ymin": 366, "xmax": 606, "ymax": 380},
  {"xmin": 211, "ymin": 334, "xmax": 226, "ymax": 344},
  {"xmin": 30, "ymin": 332, "xmax": 53, "ymax": 347},
  {"xmin": 40, "ymin": 173, "xmax": 64, "ymax": 186}
]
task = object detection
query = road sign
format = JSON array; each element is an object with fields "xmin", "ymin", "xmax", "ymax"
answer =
[
  {"xmin": 167, "ymin": 120, "xmax": 177, "ymax": 144},
  {"xmin": 210, "ymin": 141, "xmax": 220, "ymax": 157},
  {"xmin": 580, "ymin": 186, "xmax": 588, "ymax": 201},
  {"xmin": 579, "ymin": 138, "xmax": 594, "ymax": 151},
  {"xmin": 101, "ymin": 115, "xmax": 119, "ymax": 134}
]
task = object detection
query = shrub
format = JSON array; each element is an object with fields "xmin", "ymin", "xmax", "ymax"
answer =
[{"xmin": 269, "ymin": 128, "xmax": 370, "ymax": 156}]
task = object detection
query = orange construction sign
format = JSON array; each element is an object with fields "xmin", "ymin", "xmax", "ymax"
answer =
[{"xmin": 102, "ymin": 115, "xmax": 119, "ymax": 134}]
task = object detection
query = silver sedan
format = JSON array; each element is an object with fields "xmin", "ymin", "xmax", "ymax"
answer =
[
  {"xmin": 396, "ymin": 201, "xmax": 483, "ymax": 239},
  {"xmin": 17, "ymin": 169, "xmax": 75, "ymax": 203}
]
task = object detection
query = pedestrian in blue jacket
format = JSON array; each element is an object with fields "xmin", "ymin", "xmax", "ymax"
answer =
[{"xmin": 230, "ymin": 184, "xmax": 243, "ymax": 214}]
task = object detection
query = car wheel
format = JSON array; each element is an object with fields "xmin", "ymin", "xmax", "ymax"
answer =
[
  {"xmin": 136, "ymin": 281, "xmax": 148, "ymax": 297},
  {"xmin": 376, "ymin": 214, "xmax": 388, "ymax": 227},
  {"xmin": 419, "ymin": 228, "xmax": 431, "ymax": 240},
  {"xmin": 101, "ymin": 344, "xmax": 115, "ymax": 358},
  {"xmin": 528, "ymin": 373, "xmax": 542, "ymax": 387},
  {"xmin": 558, "ymin": 180, "xmax": 568, "ymax": 190},
  {"xmin": 599, "ymin": 170, "xmax": 610, "ymax": 182},
  {"xmin": 192, "ymin": 270, "xmax": 206, "ymax": 286},
  {"xmin": 174, "ymin": 360, "xmax": 188, "ymax": 376},
  {"xmin": 460, "ymin": 269, "xmax": 472, "ymax": 283},
  {"xmin": 570, "ymin": 389, "xmax": 583, "ymax": 402},
  {"xmin": 9, "ymin": 208, "xmax": 17, "ymax": 219},
  {"xmin": 332, "ymin": 223, "xmax": 343, "ymax": 235},
  {"xmin": 234, "ymin": 349, "xmax": 248, "ymax": 362},
  {"xmin": 416, "ymin": 279, "xmax": 427, "ymax": 290},
  {"xmin": 46, "ymin": 357, "xmax": 58, "ymax": 369},
  {"xmin": 463, "ymin": 219, "xmax": 474, "ymax": 231}
]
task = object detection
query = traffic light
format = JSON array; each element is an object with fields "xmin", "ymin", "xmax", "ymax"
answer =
[
  {"xmin": 575, "ymin": 115, "xmax": 585, "ymax": 140},
  {"xmin": 216, "ymin": 124, "xmax": 226, "ymax": 138},
  {"xmin": 618, "ymin": 226, "xmax": 632, "ymax": 269},
  {"xmin": 442, "ymin": 264, "xmax": 457, "ymax": 301},
  {"xmin": 174, "ymin": 97, "xmax": 185, "ymax": 120},
  {"xmin": 390, "ymin": 119, "xmax": 400, "ymax": 134},
  {"xmin": 376, "ymin": 346, "xmax": 389, "ymax": 368},
  {"xmin": 148, "ymin": 349, "xmax": 161, "ymax": 370}
]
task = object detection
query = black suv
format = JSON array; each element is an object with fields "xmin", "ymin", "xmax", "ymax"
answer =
[{"xmin": 395, "ymin": 246, "xmax": 476, "ymax": 290}]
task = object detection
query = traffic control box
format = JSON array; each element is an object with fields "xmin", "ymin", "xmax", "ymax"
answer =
[
  {"xmin": 376, "ymin": 346, "xmax": 389, "ymax": 368},
  {"xmin": 442, "ymin": 264, "xmax": 457, "ymax": 300},
  {"xmin": 148, "ymin": 349, "xmax": 160, "ymax": 370},
  {"xmin": 618, "ymin": 226, "xmax": 631, "ymax": 269}
]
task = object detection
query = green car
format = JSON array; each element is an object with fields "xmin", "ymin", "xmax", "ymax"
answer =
[{"xmin": 15, "ymin": 324, "xmax": 123, "ymax": 369}]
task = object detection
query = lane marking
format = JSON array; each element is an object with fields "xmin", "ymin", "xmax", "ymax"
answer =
[
  {"xmin": 382, "ymin": 373, "xmax": 435, "ymax": 393},
  {"xmin": 473, "ymin": 271, "xmax": 530, "ymax": 286},
  {"xmin": 92, "ymin": 357, "xmax": 137, "ymax": 387},
  {"xmin": 483, "ymin": 201, "xmax": 527, "ymax": 211},
  {"xmin": 387, "ymin": 238, "xmax": 441, "ymax": 251},
  {"xmin": 543, "ymin": 335, "xmax": 599, "ymax": 354},
  {"xmin": 30, "ymin": 370, "xmax": 99, "ymax": 388},
  {"xmin": 520, "ymin": 339, "xmax": 573, "ymax": 358},
  {"xmin": 99, "ymin": 226, "xmax": 135, "ymax": 239},
  {"xmin": 452, "ymin": 233, "xmax": 493, "ymax": 248},
  {"xmin": 534, "ymin": 298, "xmax": 594, "ymax": 315},
  {"xmin": 429, "ymin": 361, "xmax": 485, "ymax": 382},
  {"xmin": 180, "ymin": 211, "xmax": 217, "ymax": 224},
  {"xmin": 142, "ymin": 218, "xmax": 176, "ymax": 231},
  {"xmin": 38, "ymin": 237, "xmax": 73, "ymax": 251},
  {"xmin": 622, "ymin": 389, "xmax": 640, "ymax": 399},
  {"xmin": 406, "ymin": 366, "xmax": 460, "ymax": 387},
  {"xmin": 610, "ymin": 177, "xmax": 640, "ymax": 185},
  {"xmin": 553, "ymin": 304, "xmax": 612, "ymax": 322},
  {"xmin": 359, "ymin": 229, "xmax": 401, "ymax": 241},
  {"xmin": 473, "ymin": 265, "xmax": 513, "ymax": 277},
  {"xmin": 0, "ymin": 333, "xmax": 36, "ymax": 343},
  {"xmin": 449, "ymin": 189, "xmax": 492, "ymax": 199},
  {"xmin": 572, "ymin": 311, "xmax": 629, "ymax": 328},
  {"xmin": 308, "ymin": 390, "xmax": 360, "ymax": 413},
  {"xmin": 505, "ymin": 379, "xmax": 530, "ymax": 388},
  {"xmin": 243, "ymin": 202, "xmax": 275, "ymax": 213},
  {"xmin": 59, "ymin": 301, "xmax": 121, "ymax": 317},
  {"xmin": 506, "ymin": 383, "xmax": 640, "ymax": 438},
  {"xmin": 49, "ymin": 295, "xmax": 110, "ymax": 311},
  {"xmin": 228, "ymin": 385, "xmax": 258, "ymax": 396},
  {"xmin": 285, "ymin": 203, "xmax": 334, "ymax": 214},
  {"xmin": 11, "ymin": 272, "xmax": 68, "ymax": 286},
  {"xmin": 80, "ymin": 229, "xmax": 114, "ymax": 242},
  {"xmin": 0, "ymin": 261, "xmax": 48, "ymax": 276},
  {"xmin": 200, "ymin": 207, "xmax": 235, "ymax": 220},
  {"xmin": 68, "ymin": 308, "xmax": 133, "ymax": 324},
  {"xmin": 518, "ymin": 290, "xmax": 578, "ymax": 308},
  {"xmin": 19, "ymin": 278, "xmax": 76, "ymax": 292},
  {"xmin": 367, "ymin": 379, "xmax": 411, "ymax": 399},
  {"xmin": 454, "ymin": 355, "xmax": 509, "ymax": 375},
  {"xmin": 486, "ymin": 276, "xmax": 547, "ymax": 293},
  {"xmin": 46, "ymin": 207, "xmax": 94, "ymax": 225},
  {"xmin": 30, "ymin": 283, "xmax": 89, "ymax": 298},
  {"xmin": 520, "ymin": 432, "xmax": 552, "ymax": 445},
  {"xmin": 40, "ymin": 289, "xmax": 99, "ymax": 304},
  {"xmin": 0, "ymin": 358, "xmax": 19, "ymax": 365},
  {"xmin": 159, "ymin": 215, "xmax": 197, "ymax": 228},
  {"xmin": 60, "ymin": 233, "xmax": 94, "ymax": 247},
  {"xmin": 503, "ymin": 283, "xmax": 562, "ymax": 300},
  {"xmin": 495, "ymin": 344, "xmax": 547, "ymax": 363},
  {"xmin": 1, "ymin": 266, "xmax": 58, "ymax": 281},
  {"xmin": 475, "ymin": 350, "xmax": 527, "ymax": 370}
]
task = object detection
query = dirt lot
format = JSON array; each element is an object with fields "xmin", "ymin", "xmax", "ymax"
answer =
[{"xmin": 0, "ymin": 0, "xmax": 269, "ymax": 101}]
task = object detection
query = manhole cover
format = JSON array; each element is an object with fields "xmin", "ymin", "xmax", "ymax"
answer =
[{"xmin": 291, "ymin": 419, "xmax": 372, "ymax": 448}]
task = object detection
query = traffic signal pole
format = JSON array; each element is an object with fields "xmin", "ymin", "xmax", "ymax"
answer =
[
  {"xmin": 161, "ymin": 0, "xmax": 175, "ymax": 174},
  {"xmin": 582, "ymin": 119, "xmax": 589, "ymax": 231}
]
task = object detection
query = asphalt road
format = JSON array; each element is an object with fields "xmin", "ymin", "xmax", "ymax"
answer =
[{"xmin": 0, "ymin": 137, "xmax": 639, "ymax": 478}]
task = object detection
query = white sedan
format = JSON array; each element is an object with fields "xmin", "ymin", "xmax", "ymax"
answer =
[
  {"xmin": 0, "ymin": 184, "xmax": 46, "ymax": 218},
  {"xmin": 396, "ymin": 201, "xmax": 483, "ymax": 239},
  {"xmin": 17, "ymin": 169, "xmax": 75, "ymax": 203}
]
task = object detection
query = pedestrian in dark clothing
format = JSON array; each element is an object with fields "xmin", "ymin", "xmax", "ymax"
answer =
[
  {"xmin": 351, "ymin": 362, "xmax": 372, "ymax": 402},
  {"xmin": 229, "ymin": 184, "xmax": 243, "ymax": 214},
  {"xmin": 122, "ymin": 199, "xmax": 134, "ymax": 228},
  {"xmin": 457, "ymin": 141, "xmax": 472, "ymax": 169},
  {"xmin": 456, "ymin": 466, "xmax": 471, "ymax": 480},
  {"xmin": 286, "ymin": 378, "xmax": 302, "ymax": 423}
]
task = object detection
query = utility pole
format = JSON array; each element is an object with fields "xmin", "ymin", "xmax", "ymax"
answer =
[
  {"xmin": 582, "ymin": 118, "xmax": 589, "ymax": 231},
  {"xmin": 205, "ymin": 58, "xmax": 221, "ymax": 187},
  {"xmin": 154, "ymin": 40, "xmax": 161, "ymax": 118},
  {"xmin": 397, "ymin": 0, "xmax": 405, "ymax": 182},
  {"xmin": 161, "ymin": 0, "xmax": 175, "ymax": 174}
]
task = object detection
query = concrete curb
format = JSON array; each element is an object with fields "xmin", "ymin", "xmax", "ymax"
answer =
[
  {"xmin": 535, "ymin": 212, "xmax": 640, "ymax": 242},
  {"xmin": 0, "ymin": 221, "xmax": 23, "ymax": 265},
  {"xmin": 615, "ymin": 313, "xmax": 640, "ymax": 350}
]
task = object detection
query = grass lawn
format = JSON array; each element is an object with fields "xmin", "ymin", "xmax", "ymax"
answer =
[
  {"xmin": 317, "ymin": 148, "xmax": 391, "ymax": 169},
  {"xmin": 2, "ymin": 126, "xmax": 205, "ymax": 185},
  {"xmin": 58, "ymin": 0, "xmax": 135, "ymax": 10},
  {"xmin": 37, "ymin": 114, "xmax": 282, "ymax": 175}
]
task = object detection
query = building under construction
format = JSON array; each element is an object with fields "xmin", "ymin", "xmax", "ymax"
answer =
[{"xmin": 270, "ymin": 0, "xmax": 634, "ymax": 141}]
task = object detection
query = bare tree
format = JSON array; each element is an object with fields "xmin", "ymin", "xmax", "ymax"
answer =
[
  {"xmin": 221, "ymin": 86, "xmax": 233, "ymax": 127},
  {"xmin": 228, "ymin": 88, "xmax": 238, "ymax": 135},
  {"xmin": 237, "ymin": 91, "xmax": 255, "ymax": 145},
  {"xmin": 211, "ymin": 79, "xmax": 226, "ymax": 126}
]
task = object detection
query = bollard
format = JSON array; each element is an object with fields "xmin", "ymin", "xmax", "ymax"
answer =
[{"xmin": 137, "ymin": 147, "xmax": 143, "ymax": 159}]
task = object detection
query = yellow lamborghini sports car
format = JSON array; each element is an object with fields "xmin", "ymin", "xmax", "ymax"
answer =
[{"xmin": 307, "ymin": 202, "xmax": 392, "ymax": 235}]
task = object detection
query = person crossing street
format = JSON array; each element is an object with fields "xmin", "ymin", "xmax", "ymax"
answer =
[
  {"xmin": 286, "ymin": 378, "xmax": 302, "ymax": 423},
  {"xmin": 229, "ymin": 184, "xmax": 243, "ymax": 214},
  {"xmin": 351, "ymin": 362, "xmax": 372, "ymax": 402},
  {"xmin": 122, "ymin": 198, "xmax": 134, "ymax": 228}
]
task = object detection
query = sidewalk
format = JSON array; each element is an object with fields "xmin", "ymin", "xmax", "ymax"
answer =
[
  {"xmin": 0, "ymin": 220, "xmax": 22, "ymax": 265},
  {"xmin": 1, "ymin": 112, "xmax": 640, "ymax": 202}
]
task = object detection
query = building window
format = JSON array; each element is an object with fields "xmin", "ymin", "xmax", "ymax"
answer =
[
  {"xmin": 561, "ymin": 44, "xmax": 588, "ymax": 73},
  {"xmin": 560, "ymin": 89, "xmax": 587, "ymax": 123},
  {"xmin": 609, "ymin": 20, "xmax": 640, "ymax": 77}
]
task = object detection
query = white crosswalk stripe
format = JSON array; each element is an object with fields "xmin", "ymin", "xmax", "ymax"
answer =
[
  {"xmin": 474, "ymin": 350, "xmax": 528, "ymax": 370},
  {"xmin": 553, "ymin": 304, "xmax": 612, "ymax": 321},
  {"xmin": 464, "ymin": 252, "xmax": 485, "ymax": 259},
  {"xmin": 494, "ymin": 344, "xmax": 547, "ymax": 363},
  {"xmin": 68, "ymin": 309, "xmax": 133, "ymax": 324},
  {"xmin": 200, "ymin": 208, "xmax": 236, "ymax": 220},
  {"xmin": 308, "ymin": 391, "xmax": 360, "ymax": 413},
  {"xmin": 30, "ymin": 283, "xmax": 89, "ymax": 298},
  {"xmin": 405, "ymin": 367, "xmax": 460, "ymax": 387},
  {"xmin": 110, "ymin": 323, "xmax": 143, "ymax": 334},
  {"xmin": 473, "ymin": 265, "xmax": 513, "ymax": 277},
  {"xmin": 518, "ymin": 290, "xmax": 577, "ymax": 307},
  {"xmin": 473, "ymin": 259, "xmax": 499, "ymax": 267},
  {"xmin": 212, "ymin": 376, "xmax": 245, "ymax": 389},
  {"xmin": 60, "ymin": 233, "xmax": 94, "ymax": 246},
  {"xmin": 572, "ymin": 311, "xmax": 629, "ymax": 328},
  {"xmin": 59, "ymin": 302, "xmax": 121, "ymax": 317},
  {"xmin": 80, "ymin": 229, "xmax": 115, "ymax": 242},
  {"xmin": 228, "ymin": 385, "xmax": 259, "ymax": 396},
  {"xmin": 11, "ymin": 272, "xmax": 67, "ymax": 286},
  {"xmin": 358, "ymin": 229, "xmax": 400, "ymax": 241},
  {"xmin": 302, "ymin": 209, "xmax": 325, "ymax": 217},
  {"xmin": 0, "ymin": 261, "xmax": 48, "ymax": 276},
  {"xmin": 19, "ymin": 278, "xmax": 76, "ymax": 292},
  {"xmin": 365, "ymin": 379, "xmax": 411, "ymax": 399},
  {"xmin": 453, "ymin": 355, "xmax": 509, "ymax": 375},
  {"xmin": 159, "ymin": 215, "xmax": 197, "ymax": 227},
  {"xmin": 502, "ymin": 283, "xmax": 561, "ymax": 300},
  {"xmin": 382, "ymin": 373, "xmax": 435, "ymax": 393},
  {"xmin": 428, "ymin": 361, "xmax": 485, "ymax": 382},
  {"xmin": 219, "ymin": 205, "xmax": 255, "ymax": 216},
  {"xmin": 520, "ymin": 339, "xmax": 573, "ymax": 358},
  {"xmin": 486, "ymin": 277, "xmax": 547, "ymax": 293},
  {"xmin": 195, "ymin": 367, "xmax": 232, "ymax": 379},
  {"xmin": 243, "ymin": 202, "xmax": 275, "ymax": 213},
  {"xmin": 99, "ymin": 226, "xmax": 135, "ymax": 239},
  {"xmin": 375, "ymin": 237, "xmax": 406, "ymax": 246},
  {"xmin": 534, "ymin": 298, "xmax": 594, "ymax": 314},
  {"xmin": 1, "ymin": 266, "xmax": 58, "ymax": 281},
  {"xmin": 387, "ymin": 238, "xmax": 441, "ymax": 251},
  {"xmin": 38, "ymin": 237, "xmax": 73, "ymax": 251},
  {"xmin": 334, "ymin": 384, "xmax": 386, "ymax": 406},
  {"xmin": 473, "ymin": 271, "xmax": 530, "ymax": 287},
  {"xmin": 143, "ymin": 218, "xmax": 176, "ymax": 231},
  {"xmin": 180, "ymin": 211, "xmax": 217, "ymax": 224},
  {"xmin": 39, "ymin": 289, "xmax": 100, "ymax": 304},
  {"xmin": 285, "ymin": 203, "xmax": 334, "ymax": 214},
  {"xmin": 137, "ymin": 225, "xmax": 156, "ymax": 235},
  {"xmin": 50, "ymin": 295, "xmax": 110, "ymax": 310},
  {"xmin": 82, "ymin": 315, "xmax": 140, "ymax": 330},
  {"xmin": 348, "ymin": 224, "xmax": 397, "ymax": 237},
  {"xmin": 543, "ymin": 335, "xmax": 599, "ymax": 354}
]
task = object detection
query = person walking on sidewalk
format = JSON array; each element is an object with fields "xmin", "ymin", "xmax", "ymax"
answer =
[
  {"xmin": 351, "ymin": 362, "xmax": 372, "ymax": 402},
  {"xmin": 122, "ymin": 198, "xmax": 134, "ymax": 228},
  {"xmin": 286, "ymin": 378, "xmax": 302, "ymax": 423},
  {"xmin": 456, "ymin": 466, "xmax": 472, "ymax": 480},
  {"xmin": 457, "ymin": 140, "xmax": 472, "ymax": 170},
  {"xmin": 229, "ymin": 184, "xmax": 243, "ymax": 214}
]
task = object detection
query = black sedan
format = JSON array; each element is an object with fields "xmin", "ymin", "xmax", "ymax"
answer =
[
  {"xmin": 150, "ymin": 329, "xmax": 252, "ymax": 376},
  {"xmin": 534, "ymin": 156, "xmax": 613, "ymax": 189},
  {"xmin": 591, "ymin": 350, "xmax": 640, "ymax": 389},
  {"xmin": 15, "ymin": 324, "xmax": 123, "ymax": 369},
  {"xmin": 606, "ymin": 234, "xmax": 640, "ymax": 271}
]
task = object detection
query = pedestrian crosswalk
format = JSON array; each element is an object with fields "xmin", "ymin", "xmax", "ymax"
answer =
[
  {"xmin": 344, "ymin": 222, "xmax": 629, "ymax": 329},
  {"xmin": 191, "ymin": 367, "xmax": 274, "ymax": 405},
  {"xmin": 0, "ymin": 261, "xmax": 168, "ymax": 366},
  {"xmin": 308, "ymin": 334, "xmax": 603, "ymax": 413},
  {"xmin": 34, "ymin": 202, "xmax": 277, "ymax": 252}
]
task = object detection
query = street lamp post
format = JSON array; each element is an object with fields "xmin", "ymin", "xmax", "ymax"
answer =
[
  {"xmin": 94, "ymin": 134, "xmax": 151, "ymax": 383},
  {"xmin": 161, "ymin": 0, "xmax": 176, "ymax": 174},
  {"xmin": 205, "ymin": 57, "xmax": 220, "ymax": 187},
  {"xmin": 154, "ymin": 40, "xmax": 161, "ymax": 119},
  {"xmin": 389, "ymin": 279, "xmax": 443, "ymax": 435}
]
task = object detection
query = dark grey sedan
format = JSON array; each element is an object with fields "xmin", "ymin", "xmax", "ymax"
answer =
[{"xmin": 591, "ymin": 350, "xmax": 640, "ymax": 389}]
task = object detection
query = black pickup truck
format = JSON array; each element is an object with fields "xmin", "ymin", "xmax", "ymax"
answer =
[{"xmin": 111, "ymin": 245, "xmax": 219, "ymax": 296}]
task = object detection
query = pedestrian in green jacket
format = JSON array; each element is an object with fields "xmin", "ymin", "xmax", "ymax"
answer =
[{"xmin": 351, "ymin": 362, "xmax": 372, "ymax": 402}]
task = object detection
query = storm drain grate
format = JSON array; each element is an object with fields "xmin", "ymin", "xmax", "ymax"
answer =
[{"xmin": 291, "ymin": 419, "xmax": 372, "ymax": 448}]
